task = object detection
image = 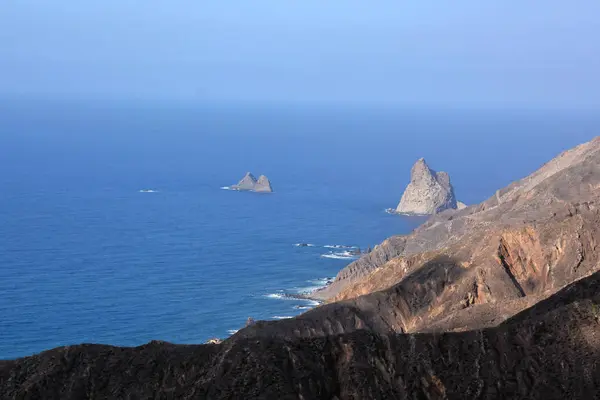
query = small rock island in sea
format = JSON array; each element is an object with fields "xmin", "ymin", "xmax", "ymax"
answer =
[
  {"xmin": 393, "ymin": 158, "xmax": 465, "ymax": 215},
  {"xmin": 230, "ymin": 172, "xmax": 274, "ymax": 193}
]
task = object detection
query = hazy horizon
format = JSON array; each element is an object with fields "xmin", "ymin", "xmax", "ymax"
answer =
[{"xmin": 2, "ymin": 1, "xmax": 600, "ymax": 109}]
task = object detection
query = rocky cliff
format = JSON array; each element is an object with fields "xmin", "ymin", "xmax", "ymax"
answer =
[
  {"xmin": 316, "ymin": 136, "xmax": 600, "ymax": 304},
  {"xmin": 395, "ymin": 158, "xmax": 458, "ymax": 215},
  {"xmin": 231, "ymin": 172, "xmax": 273, "ymax": 193}
]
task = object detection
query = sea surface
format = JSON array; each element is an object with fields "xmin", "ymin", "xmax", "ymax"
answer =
[{"xmin": 1, "ymin": 100, "xmax": 598, "ymax": 359}]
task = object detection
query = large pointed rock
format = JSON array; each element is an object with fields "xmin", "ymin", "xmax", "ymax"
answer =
[
  {"xmin": 395, "ymin": 158, "xmax": 457, "ymax": 215},
  {"xmin": 232, "ymin": 172, "xmax": 258, "ymax": 191},
  {"xmin": 254, "ymin": 175, "xmax": 273, "ymax": 193},
  {"xmin": 230, "ymin": 172, "xmax": 274, "ymax": 193}
]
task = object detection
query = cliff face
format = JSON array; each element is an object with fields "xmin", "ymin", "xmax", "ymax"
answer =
[
  {"xmin": 396, "ymin": 158, "xmax": 458, "ymax": 215},
  {"xmin": 316, "ymin": 136, "xmax": 600, "ymax": 304},
  {"xmin": 3, "ymin": 271, "xmax": 600, "ymax": 399},
  {"xmin": 323, "ymin": 203, "xmax": 600, "ymax": 334}
]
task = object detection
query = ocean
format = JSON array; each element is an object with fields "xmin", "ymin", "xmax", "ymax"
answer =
[{"xmin": 1, "ymin": 100, "xmax": 598, "ymax": 360}]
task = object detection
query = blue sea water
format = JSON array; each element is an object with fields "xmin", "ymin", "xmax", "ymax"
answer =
[{"xmin": 0, "ymin": 100, "xmax": 598, "ymax": 360}]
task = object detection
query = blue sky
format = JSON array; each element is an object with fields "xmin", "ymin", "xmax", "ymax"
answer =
[{"xmin": 1, "ymin": 1, "xmax": 599, "ymax": 108}]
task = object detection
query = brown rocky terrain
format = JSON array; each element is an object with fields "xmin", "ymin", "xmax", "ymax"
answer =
[
  {"xmin": 312, "ymin": 136, "xmax": 600, "ymax": 332},
  {"xmin": 2, "ymin": 137, "xmax": 600, "ymax": 399},
  {"xmin": 317, "ymin": 202, "xmax": 600, "ymax": 333},
  {"xmin": 3, "ymin": 270, "xmax": 600, "ymax": 399},
  {"xmin": 318, "ymin": 136, "xmax": 600, "ymax": 297}
]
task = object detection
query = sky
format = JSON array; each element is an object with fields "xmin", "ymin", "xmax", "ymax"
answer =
[{"xmin": 1, "ymin": 1, "xmax": 600, "ymax": 108}]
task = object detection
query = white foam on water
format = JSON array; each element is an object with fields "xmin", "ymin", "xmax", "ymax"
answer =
[
  {"xmin": 321, "ymin": 254, "xmax": 355, "ymax": 260},
  {"xmin": 294, "ymin": 305, "xmax": 312, "ymax": 310},
  {"xmin": 321, "ymin": 252, "xmax": 359, "ymax": 260},
  {"xmin": 264, "ymin": 292, "xmax": 321, "ymax": 310},
  {"xmin": 227, "ymin": 329, "xmax": 239, "ymax": 335},
  {"xmin": 295, "ymin": 287, "xmax": 321, "ymax": 294},
  {"xmin": 324, "ymin": 244, "xmax": 357, "ymax": 249},
  {"xmin": 293, "ymin": 277, "xmax": 334, "ymax": 294},
  {"xmin": 139, "ymin": 189, "xmax": 158, "ymax": 193},
  {"xmin": 272, "ymin": 316, "xmax": 294, "ymax": 320},
  {"xmin": 265, "ymin": 293, "xmax": 284, "ymax": 299},
  {"xmin": 308, "ymin": 277, "xmax": 333, "ymax": 285},
  {"xmin": 264, "ymin": 293, "xmax": 296, "ymax": 301},
  {"xmin": 293, "ymin": 243, "xmax": 316, "ymax": 247},
  {"xmin": 294, "ymin": 287, "xmax": 318, "ymax": 294}
]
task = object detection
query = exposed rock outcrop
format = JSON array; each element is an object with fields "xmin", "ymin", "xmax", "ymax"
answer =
[
  {"xmin": 255, "ymin": 175, "xmax": 273, "ymax": 193},
  {"xmin": 395, "ymin": 158, "xmax": 458, "ymax": 215},
  {"xmin": 230, "ymin": 172, "xmax": 273, "ymax": 193},
  {"xmin": 314, "ymin": 138, "xmax": 600, "ymax": 299}
]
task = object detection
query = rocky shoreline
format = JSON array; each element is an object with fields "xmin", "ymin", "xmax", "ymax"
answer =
[{"xmin": 385, "ymin": 207, "xmax": 432, "ymax": 217}]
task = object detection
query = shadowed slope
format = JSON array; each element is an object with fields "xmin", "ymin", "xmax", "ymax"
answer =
[{"xmin": 3, "ymin": 271, "xmax": 600, "ymax": 399}]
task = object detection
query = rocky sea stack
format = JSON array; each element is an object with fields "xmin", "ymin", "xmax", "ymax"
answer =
[
  {"xmin": 230, "ymin": 172, "xmax": 273, "ymax": 193},
  {"xmin": 396, "ymin": 158, "xmax": 458, "ymax": 215}
]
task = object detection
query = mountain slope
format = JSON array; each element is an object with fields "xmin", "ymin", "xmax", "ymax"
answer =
[{"xmin": 315, "ymin": 136, "xmax": 600, "ymax": 309}]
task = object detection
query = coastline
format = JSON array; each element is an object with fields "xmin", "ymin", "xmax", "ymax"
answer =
[
  {"xmin": 279, "ymin": 290, "xmax": 327, "ymax": 303},
  {"xmin": 223, "ymin": 280, "xmax": 330, "ymax": 340},
  {"xmin": 385, "ymin": 207, "xmax": 433, "ymax": 217},
  {"xmin": 221, "ymin": 238, "xmax": 387, "ymax": 341}
]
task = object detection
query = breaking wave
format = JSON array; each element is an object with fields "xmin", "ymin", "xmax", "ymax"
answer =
[
  {"xmin": 324, "ymin": 244, "xmax": 357, "ymax": 249},
  {"xmin": 264, "ymin": 291, "xmax": 322, "ymax": 306},
  {"xmin": 293, "ymin": 277, "xmax": 334, "ymax": 294},
  {"xmin": 265, "ymin": 293, "xmax": 291, "ymax": 300},
  {"xmin": 272, "ymin": 316, "xmax": 294, "ymax": 320},
  {"xmin": 227, "ymin": 329, "xmax": 239, "ymax": 335},
  {"xmin": 321, "ymin": 251, "xmax": 359, "ymax": 260},
  {"xmin": 294, "ymin": 305, "xmax": 312, "ymax": 310}
]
